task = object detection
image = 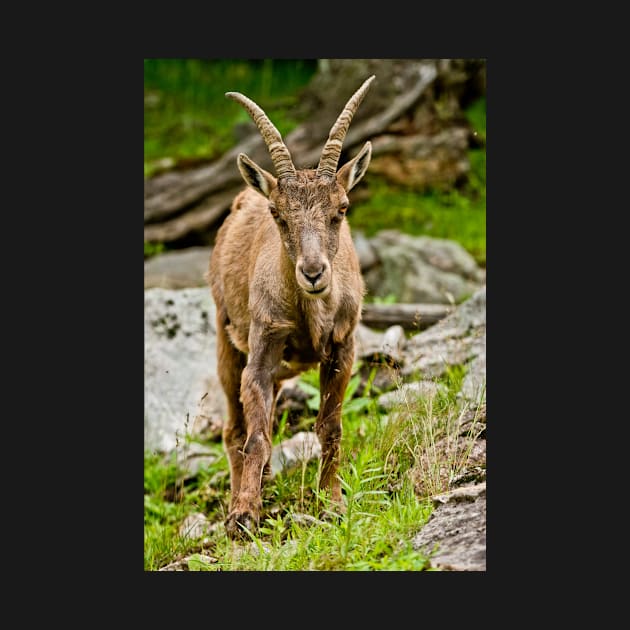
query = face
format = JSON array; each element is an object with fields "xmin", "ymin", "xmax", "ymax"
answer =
[{"xmin": 269, "ymin": 173, "xmax": 349, "ymax": 299}]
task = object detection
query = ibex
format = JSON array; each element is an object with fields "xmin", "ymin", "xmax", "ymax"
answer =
[{"xmin": 209, "ymin": 75, "xmax": 375, "ymax": 539}]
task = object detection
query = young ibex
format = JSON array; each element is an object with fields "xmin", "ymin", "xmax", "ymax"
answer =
[{"xmin": 209, "ymin": 75, "xmax": 375, "ymax": 539}]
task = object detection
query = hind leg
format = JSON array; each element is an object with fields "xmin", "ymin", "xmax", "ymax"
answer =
[{"xmin": 216, "ymin": 321, "xmax": 247, "ymax": 515}]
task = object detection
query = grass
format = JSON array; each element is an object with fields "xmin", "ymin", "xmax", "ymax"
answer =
[
  {"xmin": 144, "ymin": 59, "xmax": 317, "ymax": 178},
  {"xmin": 144, "ymin": 361, "xmax": 484, "ymax": 571},
  {"xmin": 348, "ymin": 170, "xmax": 486, "ymax": 266},
  {"xmin": 348, "ymin": 96, "xmax": 486, "ymax": 266}
]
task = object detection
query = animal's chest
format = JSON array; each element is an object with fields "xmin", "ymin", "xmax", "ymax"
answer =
[
  {"xmin": 282, "ymin": 334, "xmax": 322, "ymax": 366},
  {"xmin": 291, "ymin": 306, "xmax": 335, "ymax": 356}
]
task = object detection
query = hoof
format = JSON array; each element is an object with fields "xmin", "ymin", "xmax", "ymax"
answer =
[{"xmin": 225, "ymin": 511, "xmax": 259, "ymax": 540}]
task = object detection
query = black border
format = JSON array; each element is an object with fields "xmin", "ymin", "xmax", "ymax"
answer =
[
  {"xmin": 58, "ymin": 45, "xmax": 549, "ymax": 602},
  {"xmin": 10, "ymin": 0, "xmax": 605, "ymax": 613}
]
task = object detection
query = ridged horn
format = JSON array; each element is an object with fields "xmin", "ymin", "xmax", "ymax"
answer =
[
  {"xmin": 316, "ymin": 75, "xmax": 375, "ymax": 179},
  {"xmin": 225, "ymin": 91, "xmax": 296, "ymax": 180}
]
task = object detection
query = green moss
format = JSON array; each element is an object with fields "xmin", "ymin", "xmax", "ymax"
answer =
[{"xmin": 144, "ymin": 241, "xmax": 165, "ymax": 258}]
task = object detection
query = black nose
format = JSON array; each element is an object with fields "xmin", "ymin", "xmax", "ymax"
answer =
[{"xmin": 301, "ymin": 266, "xmax": 323, "ymax": 284}]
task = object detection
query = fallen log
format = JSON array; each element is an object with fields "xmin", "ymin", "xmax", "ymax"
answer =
[
  {"xmin": 370, "ymin": 127, "xmax": 469, "ymax": 159},
  {"xmin": 144, "ymin": 134, "xmax": 264, "ymax": 224},
  {"xmin": 144, "ymin": 186, "xmax": 240, "ymax": 243},
  {"xmin": 361, "ymin": 302, "xmax": 452, "ymax": 330}
]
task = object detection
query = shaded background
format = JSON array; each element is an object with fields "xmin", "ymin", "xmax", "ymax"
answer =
[{"xmin": 144, "ymin": 58, "xmax": 486, "ymax": 282}]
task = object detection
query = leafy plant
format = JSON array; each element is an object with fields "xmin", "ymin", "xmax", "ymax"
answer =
[{"xmin": 296, "ymin": 366, "xmax": 373, "ymax": 418}]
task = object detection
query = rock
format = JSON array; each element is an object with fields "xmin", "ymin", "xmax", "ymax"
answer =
[
  {"xmin": 159, "ymin": 552, "xmax": 218, "ymax": 571},
  {"xmin": 377, "ymin": 380, "xmax": 446, "ymax": 411},
  {"xmin": 270, "ymin": 431, "xmax": 321, "ymax": 478},
  {"xmin": 275, "ymin": 380, "xmax": 311, "ymax": 427},
  {"xmin": 354, "ymin": 323, "xmax": 408, "ymax": 395},
  {"xmin": 355, "ymin": 323, "xmax": 406, "ymax": 366},
  {"xmin": 380, "ymin": 325, "xmax": 406, "ymax": 364},
  {"xmin": 412, "ymin": 482, "xmax": 486, "ymax": 571},
  {"xmin": 178, "ymin": 512, "xmax": 219, "ymax": 539},
  {"xmin": 355, "ymin": 323, "xmax": 387, "ymax": 358},
  {"xmin": 457, "ymin": 403, "xmax": 486, "ymax": 439},
  {"xmin": 402, "ymin": 286, "xmax": 485, "ymax": 380},
  {"xmin": 166, "ymin": 442, "xmax": 218, "ymax": 481},
  {"xmin": 363, "ymin": 231, "xmax": 485, "ymax": 303},
  {"xmin": 144, "ymin": 287, "xmax": 226, "ymax": 453},
  {"xmin": 433, "ymin": 481, "xmax": 486, "ymax": 504},
  {"xmin": 459, "ymin": 352, "xmax": 486, "ymax": 405},
  {"xmin": 352, "ymin": 230, "xmax": 379, "ymax": 271},
  {"xmin": 144, "ymin": 247, "xmax": 212, "ymax": 290}
]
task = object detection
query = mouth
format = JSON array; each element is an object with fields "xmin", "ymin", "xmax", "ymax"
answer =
[{"xmin": 303, "ymin": 285, "xmax": 329, "ymax": 297}]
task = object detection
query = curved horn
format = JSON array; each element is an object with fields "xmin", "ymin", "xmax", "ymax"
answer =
[
  {"xmin": 316, "ymin": 75, "xmax": 375, "ymax": 179},
  {"xmin": 225, "ymin": 92, "xmax": 296, "ymax": 180}
]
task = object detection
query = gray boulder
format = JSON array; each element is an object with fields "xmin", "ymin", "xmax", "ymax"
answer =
[
  {"xmin": 459, "ymin": 352, "xmax": 486, "ymax": 405},
  {"xmin": 402, "ymin": 286, "xmax": 486, "ymax": 381},
  {"xmin": 270, "ymin": 431, "xmax": 322, "ymax": 478},
  {"xmin": 362, "ymin": 230, "xmax": 485, "ymax": 303},
  {"xmin": 144, "ymin": 287, "xmax": 226, "ymax": 453},
  {"xmin": 377, "ymin": 380, "xmax": 446, "ymax": 411},
  {"xmin": 144, "ymin": 247, "xmax": 212, "ymax": 290},
  {"xmin": 412, "ymin": 482, "xmax": 486, "ymax": 571},
  {"xmin": 352, "ymin": 230, "xmax": 379, "ymax": 271}
]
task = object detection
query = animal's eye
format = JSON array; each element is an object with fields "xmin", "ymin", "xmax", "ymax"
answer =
[
  {"xmin": 332, "ymin": 205, "xmax": 348, "ymax": 223},
  {"xmin": 270, "ymin": 206, "xmax": 287, "ymax": 229}
]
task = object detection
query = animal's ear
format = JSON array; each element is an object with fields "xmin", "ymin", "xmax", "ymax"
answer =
[
  {"xmin": 336, "ymin": 141, "xmax": 372, "ymax": 192},
  {"xmin": 237, "ymin": 152, "xmax": 277, "ymax": 198}
]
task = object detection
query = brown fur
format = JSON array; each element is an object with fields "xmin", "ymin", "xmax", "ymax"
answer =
[{"xmin": 209, "ymin": 85, "xmax": 373, "ymax": 539}]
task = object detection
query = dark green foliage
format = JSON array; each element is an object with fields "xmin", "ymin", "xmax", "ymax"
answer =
[{"xmin": 144, "ymin": 59, "xmax": 317, "ymax": 177}]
